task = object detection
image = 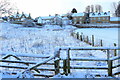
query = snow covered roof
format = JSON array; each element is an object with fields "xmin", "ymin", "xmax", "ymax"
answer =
[
  {"xmin": 24, "ymin": 14, "xmax": 29, "ymax": 17},
  {"xmin": 55, "ymin": 15, "xmax": 62, "ymax": 18},
  {"xmin": 110, "ymin": 17, "xmax": 120, "ymax": 21},
  {"xmin": 61, "ymin": 14, "xmax": 67, "ymax": 17},
  {"xmin": 90, "ymin": 12, "xmax": 110, "ymax": 17},
  {"xmin": 72, "ymin": 13, "xmax": 85, "ymax": 17},
  {"xmin": 12, "ymin": 12, "xmax": 30, "ymax": 18},
  {"xmin": 62, "ymin": 17, "xmax": 69, "ymax": 20},
  {"xmin": 41, "ymin": 16, "xmax": 55, "ymax": 20},
  {"xmin": 13, "ymin": 14, "xmax": 22, "ymax": 18}
]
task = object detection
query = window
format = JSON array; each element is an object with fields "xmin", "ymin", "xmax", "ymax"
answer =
[
  {"xmin": 98, "ymin": 17, "xmax": 101, "ymax": 20},
  {"xmin": 106, "ymin": 17, "xmax": 109, "ymax": 20},
  {"xmin": 73, "ymin": 18, "xmax": 76, "ymax": 21},
  {"xmin": 79, "ymin": 21, "xmax": 82, "ymax": 24},
  {"xmin": 92, "ymin": 13, "xmax": 95, "ymax": 15},
  {"xmin": 79, "ymin": 17, "xmax": 82, "ymax": 20},
  {"xmin": 103, "ymin": 17, "xmax": 105, "ymax": 20}
]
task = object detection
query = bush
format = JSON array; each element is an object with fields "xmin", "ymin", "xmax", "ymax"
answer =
[
  {"xmin": 22, "ymin": 19, "xmax": 36, "ymax": 27},
  {"xmin": 12, "ymin": 21, "xmax": 23, "ymax": 24}
]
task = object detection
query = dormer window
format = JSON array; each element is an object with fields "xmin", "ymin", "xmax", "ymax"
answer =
[
  {"xmin": 98, "ymin": 13, "xmax": 101, "ymax": 15},
  {"xmin": 104, "ymin": 12, "xmax": 107, "ymax": 15},
  {"xmin": 92, "ymin": 13, "xmax": 95, "ymax": 15}
]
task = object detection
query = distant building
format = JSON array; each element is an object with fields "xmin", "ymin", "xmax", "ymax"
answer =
[
  {"xmin": 8, "ymin": 12, "xmax": 32, "ymax": 22},
  {"xmin": 89, "ymin": 12, "xmax": 110, "ymax": 24},
  {"xmin": 62, "ymin": 17, "xmax": 70, "ymax": 25},
  {"xmin": 110, "ymin": 17, "xmax": 120, "ymax": 24},
  {"xmin": 40, "ymin": 16, "xmax": 55, "ymax": 24},
  {"xmin": 54, "ymin": 14, "xmax": 62, "ymax": 25},
  {"xmin": 61, "ymin": 14, "xmax": 68, "ymax": 18},
  {"xmin": 71, "ymin": 13, "xmax": 85, "ymax": 24}
]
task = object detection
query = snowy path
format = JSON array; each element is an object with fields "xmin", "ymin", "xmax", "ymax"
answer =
[{"xmin": 0, "ymin": 23, "xmax": 108, "ymax": 78}]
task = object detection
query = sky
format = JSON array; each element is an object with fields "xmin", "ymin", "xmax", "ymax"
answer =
[{"xmin": 10, "ymin": 0, "xmax": 119, "ymax": 18}]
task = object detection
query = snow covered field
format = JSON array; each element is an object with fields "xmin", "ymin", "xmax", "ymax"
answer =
[
  {"xmin": 75, "ymin": 23, "xmax": 120, "ymax": 28},
  {"xmin": 0, "ymin": 22, "xmax": 118, "ymax": 78},
  {"xmin": 74, "ymin": 28, "xmax": 118, "ymax": 47}
]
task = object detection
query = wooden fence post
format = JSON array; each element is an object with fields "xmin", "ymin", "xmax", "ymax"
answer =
[
  {"xmin": 77, "ymin": 32, "xmax": 79, "ymax": 39},
  {"xmin": 54, "ymin": 60, "xmax": 60, "ymax": 75},
  {"xmin": 106, "ymin": 49, "xmax": 113, "ymax": 76},
  {"xmin": 67, "ymin": 48, "xmax": 70, "ymax": 74},
  {"xmin": 100, "ymin": 40, "xmax": 103, "ymax": 47},
  {"xmin": 54, "ymin": 50, "xmax": 60, "ymax": 75},
  {"xmin": 92, "ymin": 35, "xmax": 94, "ymax": 46},
  {"xmin": 108, "ymin": 60, "xmax": 113, "ymax": 76},
  {"xmin": 107, "ymin": 50, "xmax": 110, "ymax": 60},
  {"xmin": 63, "ymin": 59, "xmax": 68, "ymax": 76},
  {"xmin": 83, "ymin": 35, "xmax": 85, "ymax": 41},
  {"xmin": 80, "ymin": 32, "xmax": 83, "ymax": 41},
  {"xmin": 86, "ymin": 36, "xmax": 89, "ymax": 43},
  {"xmin": 114, "ymin": 43, "xmax": 117, "ymax": 56}
]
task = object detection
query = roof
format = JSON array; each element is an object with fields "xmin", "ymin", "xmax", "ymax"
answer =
[
  {"xmin": 12, "ymin": 12, "xmax": 30, "ymax": 18},
  {"xmin": 110, "ymin": 17, "xmax": 120, "ymax": 21},
  {"xmin": 72, "ymin": 13, "xmax": 85, "ymax": 17},
  {"xmin": 41, "ymin": 16, "xmax": 55, "ymax": 20},
  {"xmin": 61, "ymin": 14, "xmax": 67, "ymax": 17},
  {"xmin": 62, "ymin": 17, "xmax": 69, "ymax": 20},
  {"xmin": 90, "ymin": 12, "xmax": 110, "ymax": 17},
  {"xmin": 13, "ymin": 14, "xmax": 22, "ymax": 18}
]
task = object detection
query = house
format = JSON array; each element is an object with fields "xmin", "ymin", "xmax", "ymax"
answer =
[
  {"xmin": 40, "ymin": 16, "xmax": 55, "ymax": 24},
  {"xmin": 36, "ymin": 17, "xmax": 43, "ymax": 24},
  {"xmin": 110, "ymin": 17, "xmax": 120, "ymax": 24},
  {"xmin": 89, "ymin": 12, "xmax": 110, "ymax": 24},
  {"xmin": 0, "ymin": 18, "xmax": 4, "ymax": 22},
  {"xmin": 71, "ymin": 13, "xmax": 85, "ymax": 24},
  {"xmin": 8, "ymin": 12, "xmax": 32, "ymax": 22},
  {"xmin": 62, "ymin": 17, "xmax": 70, "ymax": 25},
  {"xmin": 53, "ymin": 14, "xmax": 62, "ymax": 25}
]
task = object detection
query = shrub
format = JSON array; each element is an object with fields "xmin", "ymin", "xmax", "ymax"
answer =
[{"xmin": 22, "ymin": 19, "xmax": 36, "ymax": 27}]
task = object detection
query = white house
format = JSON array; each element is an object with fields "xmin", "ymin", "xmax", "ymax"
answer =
[
  {"xmin": 53, "ymin": 15, "xmax": 62, "ymax": 25},
  {"xmin": 41, "ymin": 16, "xmax": 55, "ymax": 24},
  {"xmin": 37, "ymin": 17, "xmax": 43, "ymax": 24},
  {"xmin": 62, "ymin": 17, "xmax": 70, "ymax": 25}
]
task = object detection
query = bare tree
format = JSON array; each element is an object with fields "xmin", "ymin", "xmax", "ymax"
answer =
[
  {"xmin": 112, "ymin": 2, "xmax": 117, "ymax": 11},
  {"xmin": 112, "ymin": 1, "xmax": 120, "ymax": 17},
  {"xmin": 95, "ymin": 5, "xmax": 98, "ymax": 12},
  {"xmin": 115, "ymin": 3, "xmax": 120, "ymax": 17},
  {"xmin": 98, "ymin": 5, "xmax": 103, "ymax": 13},
  {"xmin": 85, "ymin": 5, "xmax": 90, "ymax": 13},
  {"xmin": 85, "ymin": 4, "xmax": 103, "ymax": 13},
  {"xmin": 95, "ymin": 5, "xmax": 103, "ymax": 13},
  {"xmin": 0, "ymin": 0, "xmax": 16, "ymax": 16},
  {"xmin": 91, "ymin": 5, "xmax": 94, "ymax": 13}
]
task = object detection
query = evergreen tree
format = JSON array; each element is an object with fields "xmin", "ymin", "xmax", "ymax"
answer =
[{"xmin": 71, "ymin": 8, "xmax": 77, "ymax": 13}]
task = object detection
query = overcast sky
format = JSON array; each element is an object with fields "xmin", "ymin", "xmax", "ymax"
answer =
[{"xmin": 11, "ymin": 0, "xmax": 119, "ymax": 18}]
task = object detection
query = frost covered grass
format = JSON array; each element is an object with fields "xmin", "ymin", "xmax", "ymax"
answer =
[
  {"xmin": 75, "ymin": 23, "xmax": 119, "ymax": 28},
  {"xmin": 0, "ymin": 23, "xmax": 88, "ymax": 55},
  {"xmin": 74, "ymin": 28, "xmax": 118, "ymax": 47},
  {"xmin": 0, "ymin": 22, "xmax": 116, "ymax": 78}
]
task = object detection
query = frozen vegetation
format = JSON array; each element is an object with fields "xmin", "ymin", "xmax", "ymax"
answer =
[
  {"xmin": 0, "ymin": 22, "xmax": 118, "ymax": 78},
  {"xmin": 74, "ymin": 28, "xmax": 118, "ymax": 47}
]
